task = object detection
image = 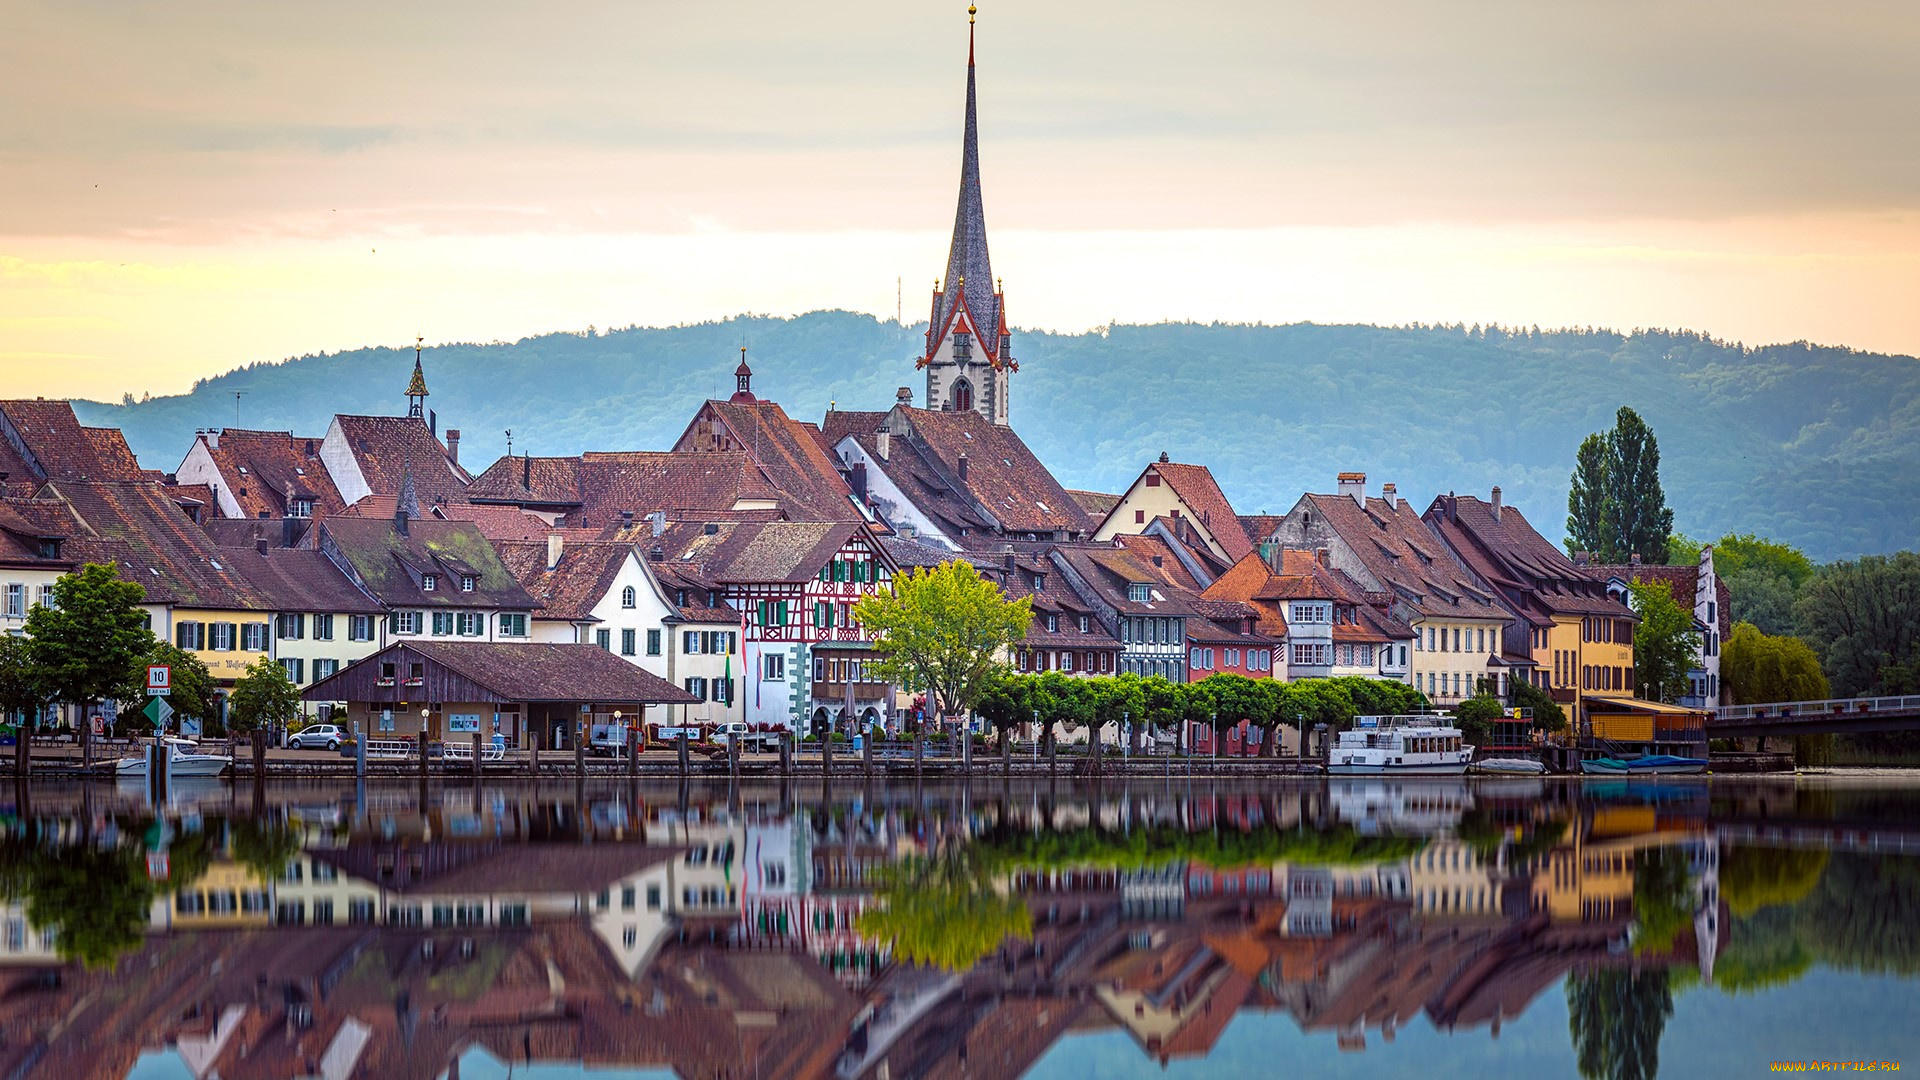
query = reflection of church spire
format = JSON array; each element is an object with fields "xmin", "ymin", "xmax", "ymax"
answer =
[
  {"xmin": 406, "ymin": 336, "xmax": 429, "ymax": 419},
  {"xmin": 1694, "ymin": 835, "xmax": 1720, "ymax": 984}
]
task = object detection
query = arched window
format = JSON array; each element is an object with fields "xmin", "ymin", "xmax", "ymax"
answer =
[
  {"xmin": 621, "ymin": 586, "xmax": 636, "ymax": 609},
  {"xmin": 951, "ymin": 378, "xmax": 973, "ymax": 412}
]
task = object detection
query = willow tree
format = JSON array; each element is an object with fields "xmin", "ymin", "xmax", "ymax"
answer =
[
  {"xmin": 853, "ymin": 561, "xmax": 1032, "ymax": 724},
  {"xmin": 855, "ymin": 845, "xmax": 1032, "ymax": 972}
]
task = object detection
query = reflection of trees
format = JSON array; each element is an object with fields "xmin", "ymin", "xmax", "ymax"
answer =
[
  {"xmin": 855, "ymin": 846, "xmax": 1031, "ymax": 973},
  {"xmin": 973, "ymin": 823, "xmax": 1426, "ymax": 874},
  {"xmin": 1567, "ymin": 968, "xmax": 1674, "ymax": 1080},
  {"xmin": 1631, "ymin": 847, "xmax": 1693, "ymax": 956},
  {"xmin": 1799, "ymin": 854, "xmax": 1920, "ymax": 975},
  {"xmin": 20, "ymin": 843, "xmax": 156, "ymax": 969},
  {"xmin": 1720, "ymin": 845, "xmax": 1826, "ymax": 917},
  {"xmin": 1715, "ymin": 905, "xmax": 1814, "ymax": 995},
  {"xmin": 229, "ymin": 816, "xmax": 302, "ymax": 881}
]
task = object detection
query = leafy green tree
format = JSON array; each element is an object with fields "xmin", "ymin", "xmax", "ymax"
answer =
[
  {"xmin": 1710, "ymin": 534, "xmax": 1815, "ymax": 634},
  {"xmin": 1508, "ymin": 676, "xmax": 1567, "ymax": 733},
  {"xmin": 1196, "ymin": 673, "xmax": 1271, "ymax": 754},
  {"xmin": 1720, "ymin": 845, "xmax": 1827, "ymax": 918},
  {"xmin": 24, "ymin": 564, "xmax": 150, "ymax": 753},
  {"xmin": 1664, "ymin": 533, "xmax": 1704, "ymax": 567},
  {"xmin": 1566, "ymin": 408, "xmax": 1675, "ymax": 564},
  {"xmin": 853, "ymin": 561, "xmax": 1033, "ymax": 722},
  {"xmin": 1722, "ymin": 623, "xmax": 1828, "ymax": 705},
  {"xmin": 1035, "ymin": 670, "xmax": 1093, "ymax": 744},
  {"xmin": 21, "ymin": 843, "xmax": 157, "ymax": 969},
  {"xmin": 1087, "ymin": 673, "xmax": 1146, "ymax": 757},
  {"xmin": 1566, "ymin": 968, "xmax": 1674, "ymax": 1080},
  {"xmin": 1139, "ymin": 675, "xmax": 1186, "ymax": 751},
  {"xmin": 1627, "ymin": 580, "xmax": 1701, "ymax": 704},
  {"xmin": 974, "ymin": 670, "xmax": 1035, "ymax": 745},
  {"xmin": 1452, "ymin": 694, "xmax": 1505, "ymax": 747},
  {"xmin": 0, "ymin": 635, "xmax": 43, "ymax": 731},
  {"xmin": 1567, "ymin": 431, "xmax": 1612, "ymax": 559},
  {"xmin": 1793, "ymin": 552, "xmax": 1920, "ymax": 697},
  {"xmin": 228, "ymin": 655, "xmax": 301, "ymax": 735}
]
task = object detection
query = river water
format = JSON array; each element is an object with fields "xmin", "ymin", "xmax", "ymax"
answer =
[{"xmin": 0, "ymin": 773, "xmax": 1913, "ymax": 1079}]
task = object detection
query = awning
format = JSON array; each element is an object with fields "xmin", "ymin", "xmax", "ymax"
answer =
[{"xmin": 1585, "ymin": 695, "xmax": 1705, "ymax": 717}]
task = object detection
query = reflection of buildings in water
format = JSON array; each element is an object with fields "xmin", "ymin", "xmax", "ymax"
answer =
[
  {"xmin": 0, "ymin": 902, "xmax": 59, "ymax": 966},
  {"xmin": 1328, "ymin": 778, "xmax": 1474, "ymax": 835},
  {"xmin": 1408, "ymin": 840, "xmax": 1503, "ymax": 921}
]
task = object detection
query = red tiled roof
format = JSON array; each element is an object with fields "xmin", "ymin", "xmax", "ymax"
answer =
[
  {"xmin": 888, "ymin": 407, "xmax": 1093, "ymax": 538},
  {"xmin": 317, "ymin": 517, "xmax": 537, "ymax": 610},
  {"xmin": 196, "ymin": 429, "xmax": 345, "ymax": 519},
  {"xmin": 467, "ymin": 451, "xmax": 791, "ymax": 528},
  {"xmin": 305, "ymin": 640, "xmax": 699, "ymax": 704},
  {"xmin": 819, "ymin": 409, "xmax": 889, "ymax": 447},
  {"xmin": 0, "ymin": 400, "xmax": 149, "ymax": 482},
  {"xmin": 332, "ymin": 415, "xmax": 471, "ymax": 503},
  {"xmin": 846, "ymin": 431, "xmax": 992, "ymax": 539},
  {"xmin": 673, "ymin": 400, "xmax": 859, "ymax": 521},
  {"xmin": 46, "ymin": 479, "xmax": 264, "ymax": 608},
  {"xmin": 1144, "ymin": 462, "xmax": 1254, "ymax": 563},
  {"xmin": 1586, "ymin": 561, "xmax": 1733, "ymax": 639},
  {"xmin": 223, "ymin": 546, "xmax": 384, "ymax": 614},
  {"xmin": 497, "ymin": 540, "xmax": 635, "ymax": 621},
  {"xmin": 1067, "ymin": 489, "xmax": 1121, "ymax": 518},
  {"xmin": 1298, "ymin": 492, "xmax": 1507, "ymax": 622},
  {"xmin": 1426, "ymin": 494, "xmax": 1630, "ymax": 633}
]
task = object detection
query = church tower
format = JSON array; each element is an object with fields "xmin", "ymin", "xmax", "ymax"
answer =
[
  {"xmin": 918, "ymin": 4, "xmax": 1015, "ymax": 426},
  {"xmin": 405, "ymin": 336, "xmax": 429, "ymax": 420}
]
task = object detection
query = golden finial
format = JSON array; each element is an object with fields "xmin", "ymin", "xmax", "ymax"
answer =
[
  {"xmin": 968, "ymin": 4, "xmax": 977, "ymax": 24},
  {"xmin": 957, "ymin": 275, "xmax": 965, "ymax": 287},
  {"xmin": 996, "ymin": 277, "xmax": 1004, "ymax": 293}
]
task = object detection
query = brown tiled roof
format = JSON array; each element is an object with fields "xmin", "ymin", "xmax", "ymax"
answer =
[
  {"xmin": 1241, "ymin": 514, "xmax": 1284, "ymax": 544},
  {"xmin": 317, "ymin": 517, "xmax": 537, "ymax": 609},
  {"xmin": 1055, "ymin": 539, "xmax": 1206, "ymax": 618},
  {"xmin": 0, "ymin": 495, "xmax": 131, "ymax": 573},
  {"xmin": 312, "ymin": 841, "xmax": 680, "ymax": 896},
  {"xmin": 163, "ymin": 480, "xmax": 217, "ymax": 510},
  {"xmin": 196, "ymin": 429, "xmax": 345, "ymax": 518},
  {"xmin": 0, "ymin": 400, "xmax": 148, "ymax": 481},
  {"xmin": 673, "ymin": 400, "xmax": 859, "ymax": 521},
  {"xmin": 1147, "ymin": 462, "xmax": 1254, "ymax": 563},
  {"xmin": 889, "ymin": 407, "xmax": 1093, "ymax": 538},
  {"xmin": 715, "ymin": 521, "xmax": 863, "ymax": 584},
  {"xmin": 468, "ymin": 451, "xmax": 789, "ymax": 528},
  {"xmin": 1067, "ymin": 489, "xmax": 1121, "ymax": 518},
  {"xmin": 497, "ymin": 540, "xmax": 635, "ymax": 621},
  {"xmin": 333, "ymin": 415, "xmax": 471, "ymax": 503},
  {"xmin": 1426, "ymin": 494, "xmax": 1630, "ymax": 627},
  {"xmin": 306, "ymin": 640, "xmax": 699, "ymax": 704},
  {"xmin": 819, "ymin": 409, "xmax": 888, "ymax": 447},
  {"xmin": 1301, "ymin": 492, "xmax": 1507, "ymax": 621},
  {"xmin": 223, "ymin": 546, "xmax": 385, "ymax": 613},
  {"xmin": 337, "ymin": 495, "xmax": 554, "ymax": 541},
  {"xmin": 46, "ymin": 479, "xmax": 264, "ymax": 608},
  {"xmin": 847, "ymin": 431, "xmax": 992, "ymax": 538}
]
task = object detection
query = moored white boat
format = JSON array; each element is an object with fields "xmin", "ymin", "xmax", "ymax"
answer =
[
  {"xmin": 1328, "ymin": 715, "xmax": 1472, "ymax": 776},
  {"xmin": 116, "ymin": 737, "xmax": 233, "ymax": 778},
  {"xmin": 1470, "ymin": 756, "xmax": 1548, "ymax": 775}
]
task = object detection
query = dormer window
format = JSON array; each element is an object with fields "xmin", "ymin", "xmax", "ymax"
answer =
[
  {"xmin": 461, "ymin": 575, "xmax": 476, "ymax": 592},
  {"xmin": 1078, "ymin": 615, "xmax": 1090, "ymax": 633},
  {"xmin": 38, "ymin": 539, "xmax": 60, "ymax": 559},
  {"xmin": 1127, "ymin": 583, "xmax": 1150, "ymax": 603},
  {"xmin": 422, "ymin": 574, "xmax": 437, "ymax": 592},
  {"xmin": 1031, "ymin": 573, "xmax": 1046, "ymax": 592},
  {"xmin": 1045, "ymin": 614, "xmax": 1059, "ymax": 633},
  {"xmin": 289, "ymin": 499, "xmax": 313, "ymax": 519},
  {"xmin": 676, "ymin": 589, "xmax": 688, "ymax": 606}
]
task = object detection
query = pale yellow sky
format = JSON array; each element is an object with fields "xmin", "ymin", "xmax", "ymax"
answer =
[{"xmin": 4, "ymin": 1, "xmax": 1918, "ymax": 399}]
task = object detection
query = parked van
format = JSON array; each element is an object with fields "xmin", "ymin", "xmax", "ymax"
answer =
[{"xmin": 586, "ymin": 723, "xmax": 638, "ymax": 757}]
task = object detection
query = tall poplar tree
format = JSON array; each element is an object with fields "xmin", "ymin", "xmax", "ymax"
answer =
[
  {"xmin": 1566, "ymin": 407, "xmax": 1675, "ymax": 564},
  {"xmin": 1607, "ymin": 406, "xmax": 1673, "ymax": 564}
]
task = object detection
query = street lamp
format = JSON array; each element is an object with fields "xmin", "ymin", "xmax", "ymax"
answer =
[
  {"xmin": 613, "ymin": 710, "xmax": 625, "ymax": 753},
  {"xmin": 1122, "ymin": 710, "xmax": 1129, "ymax": 761},
  {"xmin": 1031, "ymin": 708, "xmax": 1038, "ymax": 764}
]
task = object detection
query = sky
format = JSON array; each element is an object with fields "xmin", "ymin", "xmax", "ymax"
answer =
[{"xmin": 4, "ymin": 0, "xmax": 1920, "ymax": 400}]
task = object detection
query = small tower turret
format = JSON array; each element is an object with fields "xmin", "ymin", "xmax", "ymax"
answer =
[{"xmin": 405, "ymin": 336, "xmax": 429, "ymax": 420}]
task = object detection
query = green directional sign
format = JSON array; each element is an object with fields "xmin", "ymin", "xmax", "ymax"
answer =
[{"xmin": 143, "ymin": 696, "xmax": 173, "ymax": 730}]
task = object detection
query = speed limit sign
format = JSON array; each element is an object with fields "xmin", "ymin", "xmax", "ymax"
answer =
[{"xmin": 147, "ymin": 664, "xmax": 171, "ymax": 695}]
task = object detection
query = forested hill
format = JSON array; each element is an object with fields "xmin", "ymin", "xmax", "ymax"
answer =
[{"xmin": 73, "ymin": 311, "xmax": 1920, "ymax": 563}]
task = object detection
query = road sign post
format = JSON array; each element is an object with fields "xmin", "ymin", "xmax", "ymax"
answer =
[{"xmin": 147, "ymin": 664, "xmax": 171, "ymax": 696}]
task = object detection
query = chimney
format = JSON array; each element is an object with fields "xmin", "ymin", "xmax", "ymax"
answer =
[
  {"xmin": 876, "ymin": 430, "xmax": 890, "ymax": 461},
  {"xmin": 1381, "ymin": 483, "xmax": 1398, "ymax": 511},
  {"xmin": 255, "ymin": 537, "xmax": 269, "ymax": 556},
  {"xmin": 1004, "ymin": 550, "xmax": 1017, "ymax": 570},
  {"xmin": 547, "ymin": 533, "xmax": 564, "ymax": 570},
  {"xmin": 1337, "ymin": 472, "xmax": 1366, "ymax": 508},
  {"xmin": 648, "ymin": 544, "xmax": 665, "ymax": 561},
  {"xmin": 896, "ymin": 386, "xmax": 913, "ymax": 407},
  {"xmin": 1573, "ymin": 551, "xmax": 1591, "ymax": 567},
  {"xmin": 1158, "ymin": 451, "xmax": 1170, "ymax": 464},
  {"xmin": 649, "ymin": 510, "xmax": 666, "ymax": 537},
  {"xmin": 428, "ymin": 409, "xmax": 437, "ymax": 436},
  {"xmin": 283, "ymin": 516, "xmax": 297, "ymax": 548},
  {"xmin": 522, "ymin": 454, "xmax": 532, "ymax": 491},
  {"xmin": 956, "ymin": 453, "xmax": 969, "ymax": 482},
  {"xmin": 1629, "ymin": 552, "xmax": 1642, "ymax": 566},
  {"xmin": 1316, "ymin": 547, "xmax": 1331, "ymax": 567},
  {"xmin": 620, "ymin": 509, "xmax": 634, "ymax": 531},
  {"xmin": 445, "ymin": 429, "xmax": 460, "ymax": 467},
  {"xmin": 850, "ymin": 462, "xmax": 868, "ymax": 502},
  {"xmin": 1490, "ymin": 486, "xmax": 1503, "ymax": 522}
]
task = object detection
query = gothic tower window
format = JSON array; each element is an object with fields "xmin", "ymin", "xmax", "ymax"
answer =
[{"xmin": 951, "ymin": 378, "xmax": 973, "ymax": 413}]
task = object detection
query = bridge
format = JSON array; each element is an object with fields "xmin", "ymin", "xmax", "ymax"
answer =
[{"xmin": 1707, "ymin": 694, "xmax": 1920, "ymax": 738}]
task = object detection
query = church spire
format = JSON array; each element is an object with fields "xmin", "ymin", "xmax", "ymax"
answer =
[
  {"xmin": 405, "ymin": 336, "xmax": 429, "ymax": 419},
  {"xmin": 929, "ymin": 3, "xmax": 998, "ymax": 362}
]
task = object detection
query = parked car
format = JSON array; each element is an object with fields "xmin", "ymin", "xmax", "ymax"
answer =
[
  {"xmin": 288, "ymin": 724, "xmax": 345, "ymax": 751},
  {"xmin": 712, "ymin": 721, "xmax": 783, "ymax": 752},
  {"xmin": 586, "ymin": 723, "xmax": 637, "ymax": 757}
]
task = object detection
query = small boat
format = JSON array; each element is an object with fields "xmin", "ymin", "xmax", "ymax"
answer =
[
  {"xmin": 1579, "ymin": 754, "xmax": 1706, "ymax": 776},
  {"xmin": 1470, "ymin": 757, "xmax": 1548, "ymax": 776},
  {"xmin": 116, "ymin": 737, "xmax": 233, "ymax": 778},
  {"xmin": 1328, "ymin": 715, "xmax": 1472, "ymax": 776}
]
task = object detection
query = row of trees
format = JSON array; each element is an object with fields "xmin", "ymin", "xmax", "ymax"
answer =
[{"xmin": 972, "ymin": 670, "xmax": 1432, "ymax": 755}]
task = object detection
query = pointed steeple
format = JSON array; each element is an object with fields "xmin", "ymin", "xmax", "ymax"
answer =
[
  {"xmin": 929, "ymin": 3, "xmax": 998, "ymax": 361},
  {"xmin": 405, "ymin": 336, "xmax": 429, "ymax": 419}
]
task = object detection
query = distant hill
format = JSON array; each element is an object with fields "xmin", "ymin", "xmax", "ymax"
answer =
[{"xmin": 71, "ymin": 311, "xmax": 1920, "ymax": 563}]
